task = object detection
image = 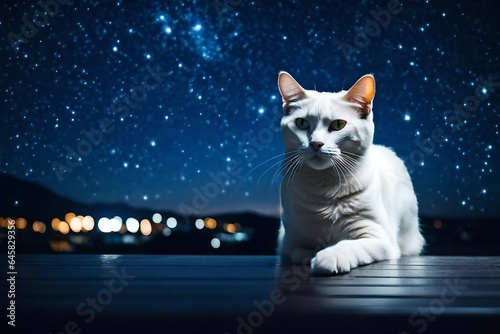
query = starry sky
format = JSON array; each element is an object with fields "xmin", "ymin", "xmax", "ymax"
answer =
[{"xmin": 0, "ymin": 0, "xmax": 499, "ymax": 218}]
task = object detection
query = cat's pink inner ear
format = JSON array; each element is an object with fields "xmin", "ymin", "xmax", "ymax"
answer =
[
  {"xmin": 278, "ymin": 72, "xmax": 307, "ymax": 102},
  {"xmin": 344, "ymin": 75, "xmax": 376, "ymax": 116}
]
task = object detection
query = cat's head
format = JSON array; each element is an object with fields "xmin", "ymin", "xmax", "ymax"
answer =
[{"xmin": 278, "ymin": 72, "xmax": 375, "ymax": 170}]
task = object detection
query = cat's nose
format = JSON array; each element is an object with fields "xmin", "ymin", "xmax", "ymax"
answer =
[{"xmin": 310, "ymin": 141, "xmax": 324, "ymax": 152}]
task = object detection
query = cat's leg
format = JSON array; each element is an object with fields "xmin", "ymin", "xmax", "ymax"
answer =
[
  {"xmin": 311, "ymin": 223, "xmax": 399, "ymax": 275},
  {"xmin": 398, "ymin": 217, "xmax": 425, "ymax": 256},
  {"xmin": 278, "ymin": 225, "xmax": 315, "ymax": 264},
  {"xmin": 278, "ymin": 239, "xmax": 315, "ymax": 264}
]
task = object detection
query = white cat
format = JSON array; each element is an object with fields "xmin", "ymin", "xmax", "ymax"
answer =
[{"xmin": 276, "ymin": 71, "xmax": 425, "ymax": 275}]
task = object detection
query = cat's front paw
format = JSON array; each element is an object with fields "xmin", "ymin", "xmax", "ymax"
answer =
[{"xmin": 311, "ymin": 248, "xmax": 351, "ymax": 275}]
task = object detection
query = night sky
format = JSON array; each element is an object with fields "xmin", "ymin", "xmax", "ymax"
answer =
[{"xmin": 1, "ymin": 0, "xmax": 499, "ymax": 219}]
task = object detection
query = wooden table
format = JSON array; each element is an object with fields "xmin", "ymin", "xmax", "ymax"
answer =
[{"xmin": 4, "ymin": 255, "xmax": 500, "ymax": 333}]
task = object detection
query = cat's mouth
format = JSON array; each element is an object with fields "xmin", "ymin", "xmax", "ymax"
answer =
[
  {"xmin": 304, "ymin": 153, "xmax": 332, "ymax": 170},
  {"xmin": 310, "ymin": 155, "xmax": 324, "ymax": 163}
]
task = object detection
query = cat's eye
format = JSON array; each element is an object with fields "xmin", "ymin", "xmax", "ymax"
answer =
[
  {"xmin": 329, "ymin": 119, "xmax": 347, "ymax": 131},
  {"xmin": 295, "ymin": 118, "xmax": 310, "ymax": 130}
]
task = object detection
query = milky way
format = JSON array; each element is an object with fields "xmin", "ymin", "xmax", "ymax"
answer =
[{"xmin": 1, "ymin": 0, "xmax": 498, "ymax": 218}]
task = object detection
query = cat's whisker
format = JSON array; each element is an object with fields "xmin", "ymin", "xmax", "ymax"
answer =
[
  {"xmin": 340, "ymin": 153, "xmax": 364, "ymax": 173},
  {"xmin": 342, "ymin": 150, "xmax": 364, "ymax": 157},
  {"xmin": 285, "ymin": 156, "xmax": 304, "ymax": 189},
  {"xmin": 329, "ymin": 158, "xmax": 341, "ymax": 183},
  {"xmin": 234, "ymin": 151, "xmax": 296, "ymax": 193},
  {"xmin": 341, "ymin": 158, "xmax": 364, "ymax": 188},
  {"xmin": 330, "ymin": 156, "xmax": 348, "ymax": 186},
  {"xmin": 271, "ymin": 153, "xmax": 299, "ymax": 183},
  {"xmin": 336, "ymin": 156, "xmax": 364, "ymax": 189},
  {"xmin": 330, "ymin": 154, "xmax": 359, "ymax": 187},
  {"xmin": 342, "ymin": 151, "xmax": 366, "ymax": 162},
  {"xmin": 290, "ymin": 156, "xmax": 304, "ymax": 184},
  {"xmin": 257, "ymin": 158, "xmax": 289, "ymax": 185},
  {"xmin": 340, "ymin": 155, "xmax": 363, "ymax": 173},
  {"xmin": 270, "ymin": 154, "xmax": 300, "ymax": 190}
]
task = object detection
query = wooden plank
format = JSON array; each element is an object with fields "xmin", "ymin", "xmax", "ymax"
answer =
[
  {"xmin": 309, "ymin": 277, "xmax": 500, "ymax": 286},
  {"xmin": 4, "ymin": 254, "xmax": 500, "ymax": 333}
]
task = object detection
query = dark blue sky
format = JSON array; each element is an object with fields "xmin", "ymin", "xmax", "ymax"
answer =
[{"xmin": 1, "ymin": 0, "xmax": 498, "ymax": 218}]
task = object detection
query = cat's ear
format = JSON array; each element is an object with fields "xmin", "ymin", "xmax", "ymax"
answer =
[
  {"xmin": 278, "ymin": 71, "xmax": 307, "ymax": 103},
  {"xmin": 343, "ymin": 74, "xmax": 375, "ymax": 118}
]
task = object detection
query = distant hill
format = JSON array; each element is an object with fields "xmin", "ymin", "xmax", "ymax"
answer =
[
  {"xmin": 0, "ymin": 173, "xmax": 183, "ymax": 222},
  {"xmin": 1, "ymin": 173, "xmax": 499, "ymax": 255},
  {"xmin": 0, "ymin": 173, "xmax": 281, "ymax": 254}
]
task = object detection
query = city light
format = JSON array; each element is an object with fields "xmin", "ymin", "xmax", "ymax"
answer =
[
  {"xmin": 51, "ymin": 218, "xmax": 60, "ymax": 231},
  {"xmin": 152, "ymin": 213, "xmax": 162, "ymax": 223},
  {"xmin": 140, "ymin": 219, "xmax": 152, "ymax": 236},
  {"xmin": 98, "ymin": 217, "xmax": 111, "ymax": 233},
  {"xmin": 82, "ymin": 216, "xmax": 95, "ymax": 231},
  {"xmin": 211, "ymin": 238, "xmax": 221, "ymax": 249},
  {"xmin": 204, "ymin": 218, "xmax": 217, "ymax": 229},
  {"xmin": 195, "ymin": 219, "xmax": 204, "ymax": 230},
  {"xmin": 224, "ymin": 223, "xmax": 237, "ymax": 233},
  {"xmin": 69, "ymin": 216, "xmax": 82, "ymax": 233},
  {"xmin": 109, "ymin": 217, "xmax": 122, "ymax": 232},
  {"xmin": 126, "ymin": 218, "xmax": 140, "ymax": 233},
  {"xmin": 65, "ymin": 212, "xmax": 76, "ymax": 223},
  {"xmin": 32, "ymin": 221, "xmax": 46, "ymax": 233},
  {"xmin": 166, "ymin": 217, "xmax": 177, "ymax": 229},
  {"xmin": 16, "ymin": 217, "xmax": 27, "ymax": 229},
  {"xmin": 58, "ymin": 221, "xmax": 70, "ymax": 234}
]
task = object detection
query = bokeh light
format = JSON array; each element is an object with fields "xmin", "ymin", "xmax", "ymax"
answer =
[
  {"xmin": 195, "ymin": 219, "xmax": 204, "ymax": 230},
  {"xmin": 58, "ymin": 221, "xmax": 70, "ymax": 234},
  {"xmin": 15, "ymin": 217, "xmax": 27, "ymax": 229},
  {"xmin": 65, "ymin": 212, "xmax": 76, "ymax": 224},
  {"xmin": 51, "ymin": 218, "xmax": 61, "ymax": 231},
  {"xmin": 69, "ymin": 217, "xmax": 82, "ymax": 233},
  {"xmin": 152, "ymin": 213, "xmax": 162, "ymax": 223},
  {"xmin": 126, "ymin": 218, "xmax": 140, "ymax": 233},
  {"xmin": 434, "ymin": 219, "xmax": 442, "ymax": 230},
  {"xmin": 211, "ymin": 238, "xmax": 221, "ymax": 249},
  {"xmin": 32, "ymin": 221, "xmax": 46, "ymax": 233},
  {"xmin": 82, "ymin": 216, "xmax": 95, "ymax": 231},
  {"xmin": 166, "ymin": 217, "xmax": 177, "ymax": 229},
  {"xmin": 224, "ymin": 223, "xmax": 236, "ymax": 233},
  {"xmin": 109, "ymin": 217, "xmax": 122, "ymax": 232},
  {"xmin": 140, "ymin": 219, "xmax": 152, "ymax": 236},
  {"xmin": 204, "ymin": 218, "xmax": 217, "ymax": 229},
  {"xmin": 98, "ymin": 217, "xmax": 111, "ymax": 233}
]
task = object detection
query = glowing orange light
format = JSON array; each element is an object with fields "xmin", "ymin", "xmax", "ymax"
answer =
[
  {"xmin": 49, "ymin": 240, "xmax": 73, "ymax": 252},
  {"xmin": 33, "ymin": 221, "xmax": 46, "ymax": 233},
  {"xmin": 204, "ymin": 218, "xmax": 217, "ymax": 229},
  {"xmin": 433, "ymin": 219, "xmax": 442, "ymax": 230},
  {"xmin": 16, "ymin": 217, "xmax": 27, "ymax": 229},
  {"xmin": 39, "ymin": 222, "xmax": 46, "ymax": 233},
  {"xmin": 225, "ymin": 223, "xmax": 236, "ymax": 233},
  {"xmin": 82, "ymin": 216, "xmax": 94, "ymax": 232},
  {"xmin": 140, "ymin": 219, "xmax": 152, "ymax": 236},
  {"xmin": 69, "ymin": 217, "xmax": 82, "ymax": 233},
  {"xmin": 5, "ymin": 217, "xmax": 14, "ymax": 228},
  {"xmin": 51, "ymin": 218, "xmax": 61, "ymax": 231},
  {"xmin": 59, "ymin": 221, "xmax": 70, "ymax": 234},
  {"xmin": 65, "ymin": 212, "xmax": 76, "ymax": 223}
]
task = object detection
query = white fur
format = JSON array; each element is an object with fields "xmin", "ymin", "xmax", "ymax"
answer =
[{"xmin": 277, "ymin": 72, "xmax": 425, "ymax": 275}]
